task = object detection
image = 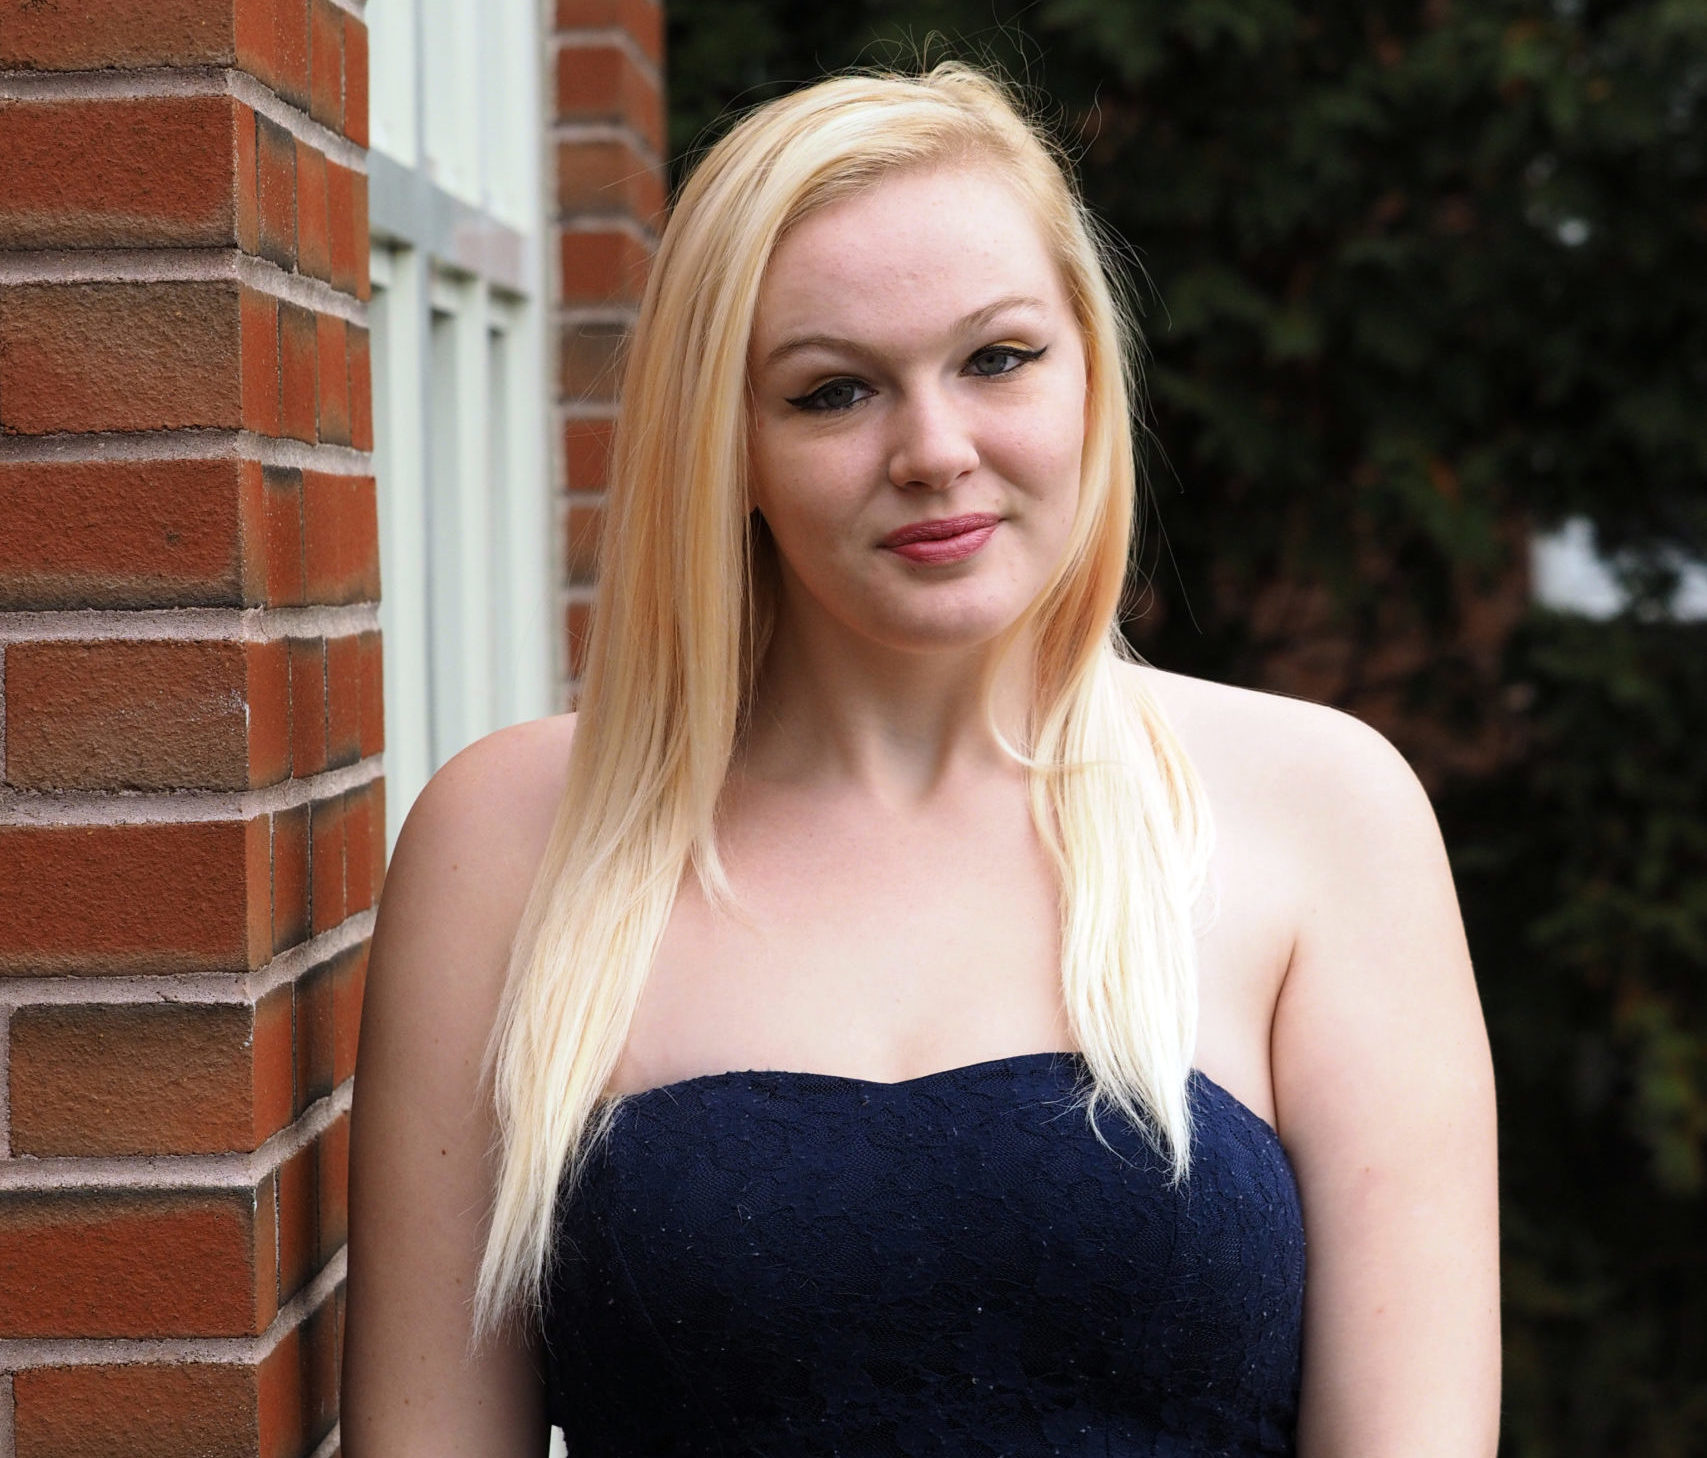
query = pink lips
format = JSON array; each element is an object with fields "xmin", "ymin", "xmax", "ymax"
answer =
[{"xmin": 880, "ymin": 513, "xmax": 1001, "ymax": 565}]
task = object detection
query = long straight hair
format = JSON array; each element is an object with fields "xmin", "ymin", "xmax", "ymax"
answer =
[{"xmin": 474, "ymin": 63, "xmax": 1214, "ymax": 1338}]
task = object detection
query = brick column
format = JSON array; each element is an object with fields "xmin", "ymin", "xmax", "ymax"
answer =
[
  {"xmin": 553, "ymin": 0, "xmax": 666, "ymax": 700},
  {"xmin": 0, "ymin": 3, "xmax": 377, "ymax": 1455}
]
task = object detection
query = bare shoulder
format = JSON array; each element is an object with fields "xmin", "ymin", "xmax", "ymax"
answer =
[
  {"xmin": 392, "ymin": 706, "xmax": 580, "ymax": 880},
  {"xmin": 1126, "ymin": 665, "xmax": 1447, "ymax": 921},
  {"xmin": 342, "ymin": 713, "xmax": 577, "ymax": 1457},
  {"xmin": 391, "ymin": 711, "xmax": 579, "ymax": 912},
  {"xmin": 1125, "ymin": 660, "xmax": 1438, "ymax": 862},
  {"xmin": 366, "ymin": 714, "xmax": 578, "ymax": 1039},
  {"xmin": 1124, "ymin": 667, "xmax": 1499, "ymax": 1451},
  {"xmin": 1126, "ymin": 661, "xmax": 1467, "ymax": 995}
]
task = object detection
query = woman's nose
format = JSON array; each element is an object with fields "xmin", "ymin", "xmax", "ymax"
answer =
[{"xmin": 886, "ymin": 386, "xmax": 980, "ymax": 491}]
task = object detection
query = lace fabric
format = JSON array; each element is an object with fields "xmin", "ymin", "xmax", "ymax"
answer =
[{"xmin": 542, "ymin": 1052, "xmax": 1304, "ymax": 1457}]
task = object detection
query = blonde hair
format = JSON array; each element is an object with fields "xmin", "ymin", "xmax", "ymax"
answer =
[{"xmin": 474, "ymin": 62, "xmax": 1214, "ymax": 1338}]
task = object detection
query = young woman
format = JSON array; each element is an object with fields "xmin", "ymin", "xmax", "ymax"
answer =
[{"xmin": 343, "ymin": 65, "xmax": 1500, "ymax": 1457}]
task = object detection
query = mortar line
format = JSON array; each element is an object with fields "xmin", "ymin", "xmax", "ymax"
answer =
[
  {"xmin": 0, "ymin": 1246, "xmax": 348, "ymax": 1371},
  {"xmin": 0, "ymin": 754, "xmax": 381, "ymax": 828},
  {"xmin": 0, "ymin": 909, "xmax": 376, "ymax": 1011},
  {"xmin": 553, "ymin": 303, "xmax": 640, "ymax": 327},
  {"xmin": 0, "ymin": 603, "xmax": 380, "ymax": 646},
  {"xmin": 549, "ymin": 115, "xmax": 662, "ymax": 146},
  {"xmin": 557, "ymin": 214, "xmax": 654, "ymax": 247},
  {"xmin": 0, "ymin": 430, "xmax": 372, "ymax": 473},
  {"xmin": 0, "ymin": 69, "xmax": 365, "ymax": 172},
  {"xmin": 546, "ymin": 30, "xmax": 661, "ymax": 88},
  {"xmin": 0, "ymin": 1080, "xmax": 352, "ymax": 1192},
  {"xmin": 0, "ymin": 1005, "xmax": 10, "ymax": 1160},
  {"xmin": 0, "ymin": 250, "xmax": 367, "ymax": 326},
  {"xmin": 548, "ymin": 119, "xmax": 663, "ymax": 166}
]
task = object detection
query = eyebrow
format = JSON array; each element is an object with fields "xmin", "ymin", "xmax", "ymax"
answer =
[{"xmin": 760, "ymin": 294, "xmax": 1050, "ymax": 369}]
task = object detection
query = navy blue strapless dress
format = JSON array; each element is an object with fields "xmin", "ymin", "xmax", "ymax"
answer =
[{"xmin": 542, "ymin": 1051, "xmax": 1304, "ymax": 1456}]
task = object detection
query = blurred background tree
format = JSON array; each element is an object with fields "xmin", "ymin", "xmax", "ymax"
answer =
[{"xmin": 665, "ymin": 0, "xmax": 1707, "ymax": 1449}]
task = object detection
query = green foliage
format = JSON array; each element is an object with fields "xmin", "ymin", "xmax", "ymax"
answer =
[
  {"xmin": 1444, "ymin": 618, "xmax": 1707, "ymax": 1456},
  {"xmin": 666, "ymin": 0, "xmax": 1707, "ymax": 1448}
]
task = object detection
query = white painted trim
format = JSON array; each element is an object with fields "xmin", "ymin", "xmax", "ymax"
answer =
[
  {"xmin": 364, "ymin": 0, "xmax": 554, "ymax": 847},
  {"xmin": 426, "ymin": 268, "xmax": 498, "ymax": 757},
  {"xmin": 490, "ymin": 293, "xmax": 557, "ymax": 726},
  {"xmin": 371, "ymin": 246, "xmax": 435, "ymax": 845},
  {"xmin": 421, "ymin": 0, "xmax": 482, "ymax": 205},
  {"xmin": 367, "ymin": 0, "xmax": 418, "ymax": 166},
  {"xmin": 370, "ymin": 151, "xmax": 535, "ymax": 295}
]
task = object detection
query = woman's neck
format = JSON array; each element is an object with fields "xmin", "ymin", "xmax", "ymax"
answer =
[{"xmin": 734, "ymin": 611, "xmax": 1039, "ymax": 810}]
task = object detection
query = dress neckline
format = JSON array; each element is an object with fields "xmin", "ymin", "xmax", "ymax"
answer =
[{"xmin": 610, "ymin": 1050, "xmax": 1283, "ymax": 1145}]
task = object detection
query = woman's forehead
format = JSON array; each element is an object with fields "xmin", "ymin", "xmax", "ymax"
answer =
[{"xmin": 752, "ymin": 166, "xmax": 1068, "ymax": 352}]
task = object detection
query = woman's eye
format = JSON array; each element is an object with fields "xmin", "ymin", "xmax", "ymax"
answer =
[
  {"xmin": 786, "ymin": 378, "xmax": 873, "ymax": 412},
  {"xmin": 966, "ymin": 344, "xmax": 1046, "ymax": 378}
]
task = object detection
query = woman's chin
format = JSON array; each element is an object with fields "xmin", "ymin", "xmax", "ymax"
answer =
[{"xmin": 859, "ymin": 609, "xmax": 1029, "ymax": 658}]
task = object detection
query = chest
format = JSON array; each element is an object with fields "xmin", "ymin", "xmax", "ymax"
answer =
[
  {"xmin": 607, "ymin": 760, "xmax": 1297, "ymax": 1120},
  {"xmin": 611, "ymin": 779, "xmax": 1067, "ymax": 1096}
]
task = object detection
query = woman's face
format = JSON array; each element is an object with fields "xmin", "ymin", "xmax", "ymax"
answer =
[{"xmin": 747, "ymin": 164, "xmax": 1088, "ymax": 657}]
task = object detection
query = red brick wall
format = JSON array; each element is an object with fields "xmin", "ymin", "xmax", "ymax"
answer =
[
  {"xmin": 553, "ymin": 0, "xmax": 665, "ymax": 692},
  {"xmin": 0, "ymin": 2, "xmax": 377, "ymax": 1453}
]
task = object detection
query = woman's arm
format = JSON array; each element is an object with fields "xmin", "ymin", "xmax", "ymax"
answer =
[
  {"xmin": 342, "ymin": 718, "xmax": 575, "ymax": 1457},
  {"xmin": 1270, "ymin": 707, "xmax": 1501, "ymax": 1457}
]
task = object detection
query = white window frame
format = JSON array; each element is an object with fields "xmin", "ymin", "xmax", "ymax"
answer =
[{"xmin": 365, "ymin": 0, "xmax": 554, "ymax": 852}]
